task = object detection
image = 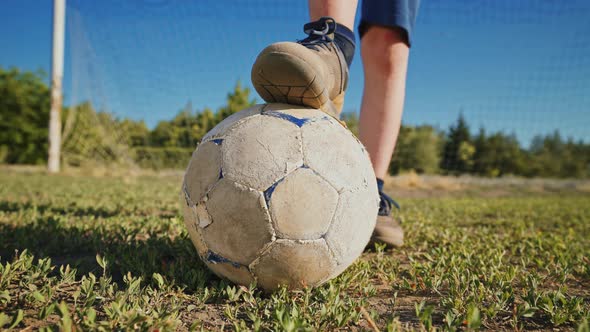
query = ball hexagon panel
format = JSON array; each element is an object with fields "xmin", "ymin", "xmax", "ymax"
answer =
[
  {"xmin": 202, "ymin": 104, "xmax": 264, "ymax": 142},
  {"xmin": 251, "ymin": 239, "xmax": 336, "ymax": 291},
  {"xmin": 184, "ymin": 141, "xmax": 222, "ymax": 204},
  {"xmin": 325, "ymin": 188, "xmax": 379, "ymax": 266},
  {"xmin": 358, "ymin": 146, "xmax": 379, "ymax": 196},
  {"xmin": 202, "ymin": 178, "xmax": 274, "ymax": 266},
  {"xmin": 268, "ymin": 167, "xmax": 338, "ymax": 240},
  {"xmin": 324, "ymin": 257, "xmax": 356, "ymax": 282},
  {"xmin": 222, "ymin": 115, "xmax": 303, "ymax": 191},
  {"xmin": 301, "ymin": 120, "xmax": 373, "ymax": 192},
  {"xmin": 180, "ymin": 195, "xmax": 208, "ymax": 258}
]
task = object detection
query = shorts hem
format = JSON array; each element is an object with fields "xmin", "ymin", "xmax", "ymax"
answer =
[{"xmin": 358, "ymin": 15, "xmax": 413, "ymax": 46}]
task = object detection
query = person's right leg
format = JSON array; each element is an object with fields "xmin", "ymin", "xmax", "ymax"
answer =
[
  {"xmin": 251, "ymin": 0, "xmax": 357, "ymax": 118},
  {"xmin": 308, "ymin": 0, "xmax": 357, "ymax": 31}
]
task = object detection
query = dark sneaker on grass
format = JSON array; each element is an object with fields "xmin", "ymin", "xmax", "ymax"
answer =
[
  {"xmin": 251, "ymin": 17, "xmax": 349, "ymax": 118},
  {"xmin": 371, "ymin": 190, "xmax": 404, "ymax": 248}
]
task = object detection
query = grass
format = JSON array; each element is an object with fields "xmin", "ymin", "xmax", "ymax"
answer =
[{"xmin": 0, "ymin": 170, "xmax": 589, "ymax": 331}]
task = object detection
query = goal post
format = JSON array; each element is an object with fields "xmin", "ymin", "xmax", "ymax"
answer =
[{"xmin": 48, "ymin": 0, "xmax": 66, "ymax": 173}]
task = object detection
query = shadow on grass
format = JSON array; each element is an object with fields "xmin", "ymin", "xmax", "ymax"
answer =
[
  {"xmin": 0, "ymin": 200, "xmax": 176, "ymax": 219},
  {"xmin": 0, "ymin": 200, "xmax": 120, "ymax": 218},
  {"xmin": 0, "ymin": 213, "xmax": 215, "ymax": 292}
]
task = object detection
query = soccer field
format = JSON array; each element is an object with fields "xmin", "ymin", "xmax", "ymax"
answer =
[{"xmin": 0, "ymin": 170, "xmax": 588, "ymax": 331}]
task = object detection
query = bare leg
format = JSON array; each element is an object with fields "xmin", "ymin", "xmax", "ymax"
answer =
[
  {"xmin": 359, "ymin": 26, "xmax": 410, "ymax": 179},
  {"xmin": 308, "ymin": 0, "xmax": 358, "ymax": 30}
]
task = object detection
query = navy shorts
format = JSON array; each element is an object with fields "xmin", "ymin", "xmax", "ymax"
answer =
[{"xmin": 358, "ymin": 0, "xmax": 420, "ymax": 46}]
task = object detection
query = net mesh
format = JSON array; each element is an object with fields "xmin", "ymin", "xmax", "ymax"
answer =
[{"xmin": 63, "ymin": 0, "xmax": 590, "ymax": 176}]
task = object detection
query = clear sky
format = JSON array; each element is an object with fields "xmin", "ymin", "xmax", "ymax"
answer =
[{"xmin": 1, "ymin": 0, "xmax": 589, "ymax": 146}]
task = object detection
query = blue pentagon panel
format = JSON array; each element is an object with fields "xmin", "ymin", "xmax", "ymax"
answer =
[
  {"xmin": 210, "ymin": 139, "xmax": 224, "ymax": 179},
  {"xmin": 262, "ymin": 103, "xmax": 332, "ymax": 127},
  {"xmin": 263, "ymin": 110, "xmax": 312, "ymax": 128},
  {"xmin": 263, "ymin": 177, "xmax": 285, "ymax": 206},
  {"xmin": 205, "ymin": 250, "xmax": 241, "ymax": 268},
  {"xmin": 204, "ymin": 251, "xmax": 255, "ymax": 286}
]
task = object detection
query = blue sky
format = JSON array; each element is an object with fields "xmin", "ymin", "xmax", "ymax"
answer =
[{"xmin": 1, "ymin": 0, "xmax": 589, "ymax": 146}]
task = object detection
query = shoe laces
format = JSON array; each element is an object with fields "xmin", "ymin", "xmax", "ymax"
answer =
[
  {"xmin": 299, "ymin": 17, "xmax": 336, "ymax": 48},
  {"xmin": 379, "ymin": 191, "xmax": 400, "ymax": 217}
]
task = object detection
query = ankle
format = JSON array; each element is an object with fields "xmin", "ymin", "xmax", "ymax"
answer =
[
  {"xmin": 376, "ymin": 177, "xmax": 385, "ymax": 193},
  {"xmin": 334, "ymin": 23, "xmax": 356, "ymax": 67}
]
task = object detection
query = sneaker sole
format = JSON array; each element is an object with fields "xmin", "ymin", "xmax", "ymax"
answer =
[
  {"xmin": 251, "ymin": 50, "xmax": 330, "ymax": 109},
  {"xmin": 369, "ymin": 215, "xmax": 404, "ymax": 248},
  {"xmin": 367, "ymin": 235, "xmax": 404, "ymax": 249}
]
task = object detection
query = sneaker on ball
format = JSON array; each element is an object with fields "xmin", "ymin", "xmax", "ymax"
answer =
[
  {"xmin": 251, "ymin": 17, "xmax": 349, "ymax": 118},
  {"xmin": 371, "ymin": 191, "xmax": 404, "ymax": 248}
]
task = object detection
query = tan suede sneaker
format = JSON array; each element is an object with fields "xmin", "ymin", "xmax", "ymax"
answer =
[
  {"xmin": 372, "ymin": 215, "xmax": 404, "ymax": 248},
  {"xmin": 370, "ymin": 190, "xmax": 404, "ymax": 248},
  {"xmin": 251, "ymin": 17, "xmax": 349, "ymax": 118}
]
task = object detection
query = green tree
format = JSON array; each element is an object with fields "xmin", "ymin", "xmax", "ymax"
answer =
[
  {"xmin": 390, "ymin": 125, "xmax": 442, "ymax": 174},
  {"xmin": 472, "ymin": 128, "xmax": 525, "ymax": 177},
  {"xmin": 562, "ymin": 139, "xmax": 590, "ymax": 178},
  {"xmin": 149, "ymin": 102, "xmax": 200, "ymax": 148},
  {"xmin": 149, "ymin": 121, "xmax": 174, "ymax": 147},
  {"xmin": 0, "ymin": 67, "xmax": 50, "ymax": 164},
  {"xmin": 528, "ymin": 131, "xmax": 564, "ymax": 177},
  {"xmin": 120, "ymin": 118, "xmax": 149, "ymax": 147},
  {"xmin": 441, "ymin": 113, "xmax": 473, "ymax": 173},
  {"xmin": 149, "ymin": 82, "xmax": 256, "ymax": 148},
  {"xmin": 195, "ymin": 107, "xmax": 216, "ymax": 138},
  {"xmin": 216, "ymin": 81, "xmax": 256, "ymax": 122},
  {"xmin": 527, "ymin": 131, "xmax": 589, "ymax": 178},
  {"xmin": 61, "ymin": 102, "xmax": 131, "ymax": 166},
  {"xmin": 341, "ymin": 112, "xmax": 359, "ymax": 137}
]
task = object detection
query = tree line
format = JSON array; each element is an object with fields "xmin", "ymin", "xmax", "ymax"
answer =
[{"xmin": 1, "ymin": 66, "xmax": 588, "ymax": 178}]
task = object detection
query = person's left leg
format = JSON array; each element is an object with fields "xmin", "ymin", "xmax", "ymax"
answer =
[
  {"xmin": 360, "ymin": 26, "xmax": 410, "ymax": 248},
  {"xmin": 358, "ymin": 0, "xmax": 420, "ymax": 248},
  {"xmin": 359, "ymin": 26, "xmax": 409, "ymax": 180}
]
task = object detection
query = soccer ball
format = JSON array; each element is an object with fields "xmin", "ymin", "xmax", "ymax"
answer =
[{"xmin": 181, "ymin": 103, "xmax": 378, "ymax": 291}]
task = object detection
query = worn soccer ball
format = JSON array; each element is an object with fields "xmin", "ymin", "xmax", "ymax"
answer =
[{"xmin": 181, "ymin": 103, "xmax": 378, "ymax": 291}]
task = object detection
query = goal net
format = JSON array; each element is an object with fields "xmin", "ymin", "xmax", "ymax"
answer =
[{"xmin": 63, "ymin": 0, "xmax": 590, "ymax": 177}]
